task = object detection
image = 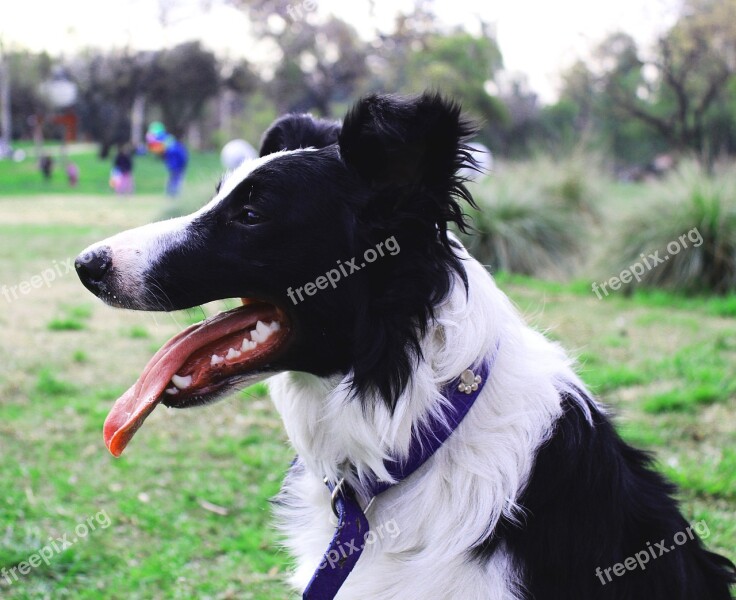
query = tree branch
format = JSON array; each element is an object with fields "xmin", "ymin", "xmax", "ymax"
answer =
[{"xmin": 608, "ymin": 82, "xmax": 674, "ymax": 142}]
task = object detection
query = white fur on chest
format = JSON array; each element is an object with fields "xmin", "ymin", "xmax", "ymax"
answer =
[{"xmin": 267, "ymin": 253, "xmax": 590, "ymax": 599}]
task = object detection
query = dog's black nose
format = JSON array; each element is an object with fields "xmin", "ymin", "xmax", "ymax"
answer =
[{"xmin": 75, "ymin": 246, "xmax": 112, "ymax": 293}]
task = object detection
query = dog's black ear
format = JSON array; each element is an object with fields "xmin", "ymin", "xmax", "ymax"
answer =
[
  {"xmin": 259, "ymin": 113, "xmax": 341, "ymax": 157},
  {"xmin": 338, "ymin": 92, "xmax": 478, "ymax": 194},
  {"xmin": 341, "ymin": 94, "xmax": 480, "ymax": 411}
]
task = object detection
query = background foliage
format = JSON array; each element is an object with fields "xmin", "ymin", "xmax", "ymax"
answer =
[
  {"xmin": 2, "ymin": 0, "xmax": 736, "ymax": 171},
  {"xmin": 1, "ymin": 1, "xmax": 735, "ymax": 598}
]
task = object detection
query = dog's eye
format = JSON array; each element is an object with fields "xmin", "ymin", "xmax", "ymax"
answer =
[{"xmin": 241, "ymin": 208, "xmax": 265, "ymax": 225}]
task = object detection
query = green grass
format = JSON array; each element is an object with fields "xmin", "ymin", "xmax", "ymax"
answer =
[
  {"xmin": 47, "ymin": 303, "xmax": 95, "ymax": 331},
  {"xmin": 126, "ymin": 325, "xmax": 151, "ymax": 340},
  {"xmin": 0, "ymin": 177, "xmax": 734, "ymax": 597},
  {"xmin": 642, "ymin": 385, "xmax": 726, "ymax": 414},
  {"xmin": 0, "ymin": 145, "xmax": 223, "ymax": 197},
  {"xmin": 665, "ymin": 448, "xmax": 736, "ymax": 500},
  {"xmin": 47, "ymin": 318, "xmax": 86, "ymax": 331},
  {"xmin": 581, "ymin": 365, "xmax": 650, "ymax": 394},
  {"xmin": 35, "ymin": 369, "xmax": 78, "ymax": 396},
  {"xmin": 494, "ymin": 271, "xmax": 736, "ymax": 315}
]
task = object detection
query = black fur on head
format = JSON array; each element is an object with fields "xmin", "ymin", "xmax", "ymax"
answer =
[
  {"xmin": 259, "ymin": 113, "xmax": 341, "ymax": 157},
  {"xmin": 84, "ymin": 93, "xmax": 480, "ymax": 413},
  {"xmin": 334, "ymin": 92, "xmax": 479, "ymax": 408}
]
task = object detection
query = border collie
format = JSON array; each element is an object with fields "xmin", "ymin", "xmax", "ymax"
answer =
[{"xmin": 75, "ymin": 93, "xmax": 735, "ymax": 599}]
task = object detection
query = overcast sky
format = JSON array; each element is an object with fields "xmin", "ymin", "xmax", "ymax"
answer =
[{"xmin": 0, "ymin": 0, "xmax": 680, "ymax": 102}]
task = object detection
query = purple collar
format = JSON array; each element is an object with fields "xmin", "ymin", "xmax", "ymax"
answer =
[{"xmin": 302, "ymin": 350, "xmax": 497, "ymax": 600}]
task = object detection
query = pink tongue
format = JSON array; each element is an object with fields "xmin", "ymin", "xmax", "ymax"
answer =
[{"xmin": 103, "ymin": 304, "xmax": 273, "ymax": 457}]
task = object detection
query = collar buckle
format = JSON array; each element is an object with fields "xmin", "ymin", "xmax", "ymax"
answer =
[{"xmin": 327, "ymin": 476, "xmax": 347, "ymax": 518}]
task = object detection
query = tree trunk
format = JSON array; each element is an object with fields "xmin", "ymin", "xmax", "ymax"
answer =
[
  {"xmin": 187, "ymin": 121, "xmax": 201, "ymax": 151},
  {"xmin": 130, "ymin": 94, "xmax": 146, "ymax": 148},
  {"xmin": 219, "ymin": 89, "xmax": 234, "ymax": 139},
  {"xmin": 0, "ymin": 44, "xmax": 11, "ymax": 156}
]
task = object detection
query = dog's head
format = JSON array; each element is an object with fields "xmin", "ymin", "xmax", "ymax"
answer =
[{"xmin": 76, "ymin": 92, "xmax": 477, "ymax": 455}]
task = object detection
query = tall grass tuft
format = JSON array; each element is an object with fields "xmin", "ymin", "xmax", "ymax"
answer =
[
  {"xmin": 460, "ymin": 155, "xmax": 603, "ymax": 277},
  {"xmin": 527, "ymin": 153, "xmax": 603, "ymax": 223},
  {"xmin": 463, "ymin": 181, "xmax": 581, "ymax": 277},
  {"xmin": 612, "ymin": 162, "xmax": 736, "ymax": 293}
]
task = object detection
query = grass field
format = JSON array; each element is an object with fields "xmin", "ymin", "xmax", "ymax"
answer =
[
  {"xmin": 0, "ymin": 144, "xmax": 223, "ymax": 196},
  {"xmin": 0, "ymin": 154, "xmax": 734, "ymax": 598}
]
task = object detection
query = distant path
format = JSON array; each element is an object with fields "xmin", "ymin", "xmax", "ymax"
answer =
[
  {"xmin": 14, "ymin": 143, "xmax": 99, "ymax": 158},
  {"xmin": 0, "ymin": 194, "xmax": 163, "ymax": 227}
]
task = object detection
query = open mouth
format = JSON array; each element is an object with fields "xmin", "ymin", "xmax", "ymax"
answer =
[{"xmin": 103, "ymin": 299, "xmax": 291, "ymax": 457}]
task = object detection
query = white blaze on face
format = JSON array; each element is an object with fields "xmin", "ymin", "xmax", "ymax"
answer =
[
  {"xmin": 77, "ymin": 150, "xmax": 306, "ymax": 305},
  {"xmin": 78, "ymin": 215, "xmax": 193, "ymax": 301}
]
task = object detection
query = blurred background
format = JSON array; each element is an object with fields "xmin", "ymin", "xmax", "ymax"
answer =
[{"xmin": 0, "ymin": 1, "xmax": 734, "ymax": 598}]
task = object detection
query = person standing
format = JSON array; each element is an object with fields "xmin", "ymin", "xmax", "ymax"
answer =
[{"xmin": 163, "ymin": 138, "xmax": 188, "ymax": 197}]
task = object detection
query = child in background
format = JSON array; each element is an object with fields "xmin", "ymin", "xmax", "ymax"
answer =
[
  {"xmin": 111, "ymin": 144, "xmax": 134, "ymax": 195},
  {"xmin": 66, "ymin": 162, "xmax": 79, "ymax": 186},
  {"xmin": 39, "ymin": 155, "xmax": 54, "ymax": 180}
]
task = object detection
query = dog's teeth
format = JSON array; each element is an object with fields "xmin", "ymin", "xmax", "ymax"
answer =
[
  {"xmin": 241, "ymin": 338, "xmax": 257, "ymax": 352},
  {"xmin": 251, "ymin": 320, "xmax": 272, "ymax": 343},
  {"xmin": 269, "ymin": 321, "xmax": 281, "ymax": 331},
  {"xmin": 211, "ymin": 354, "xmax": 224, "ymax": 366},
  {"xmin": 171, "ymin": 374, "xmax": 192, "ymax": 389},
  {"xmin": 226, "ymin": 348, "xmax": 242, "ymax": 360},
  {"xmin": 165, "ymin": 387, "xmax": 179, "ymax": 395}
]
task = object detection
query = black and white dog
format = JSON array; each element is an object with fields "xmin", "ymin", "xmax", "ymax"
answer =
[{"xmin": 75, "ymin": 93, "xmax": 735, "ymax": 599}]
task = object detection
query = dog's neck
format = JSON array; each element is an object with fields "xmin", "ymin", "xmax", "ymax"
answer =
[
  {"xmin": 270, "ymin": 247, "xmax": 599, "ymax": 597},
  {"xmin": 268, "ymin": 251, "xmax": 509, "ymax": 487}
]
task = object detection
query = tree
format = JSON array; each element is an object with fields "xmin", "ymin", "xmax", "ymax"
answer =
[
  {"xmin": 599, "ymin": 0, "xmax": 736, "ymax": 166},
  {"xmin": 536, "ymin": 100, "xmax": 581, "ymax": 152},
  {"xmin": 70, "ymin": 50, "xmax": 159, "ymax": 156},
  {"xmin": 401, "ymin": 29, "xmax": 506, "ymax": 130},
  {"xmin": 268, "ymin": 17, "xmax": 368, "ymax": 115},
  {"xmin": 588, "ymin": 33, "xmax": 668, "ymax": 164},
  {"xmin": 2, "ymin": 50, "xmax": 51, "ymax": 141},
  {"xmin": 0, "ymin": 40, "xmax": 11, "ymax": 156},
  {"xmin": 528, "ymin": 60, "xmax": 602, "ymax": 156},
  {"xmin": 217, "ymin": 59, "xmax": 259, "ymax": 140},
  {"xmin": 492, "ymin": 75, "xmax": 540, "ymax": 156},
  {"xmin": 233, "ymin": 0, "xmax": 367, "ymax": 116},
  {"xmin": 148, "ymin": 41, "xmax": 221, "ymax": 137},
  {"xmin": 366, "ymin": 0, "xmax": 441, "ymax": 92},
  {"xmin": 558, "ymin": 59, "xmax": 598, "ymax": 135}
]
